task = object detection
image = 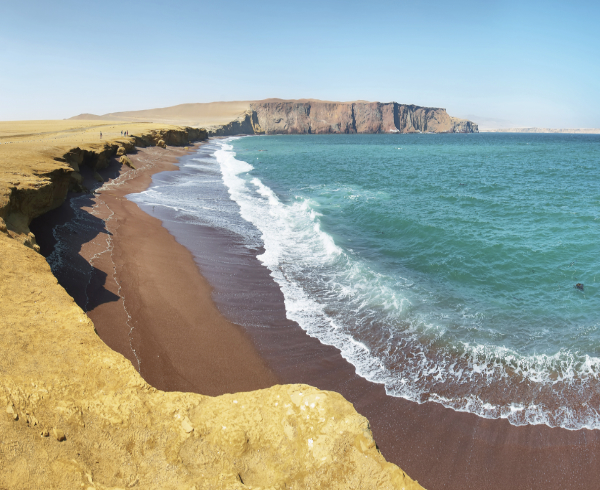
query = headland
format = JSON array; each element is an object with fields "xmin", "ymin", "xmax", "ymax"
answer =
[{"xmin": 70, "ymin": 99, "xmax": 479, "ymax": 135}]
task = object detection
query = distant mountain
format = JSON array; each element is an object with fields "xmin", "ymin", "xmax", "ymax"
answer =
[{"xmin": 480, "ymin": 128, "xmax": 600, "ymax": 134}]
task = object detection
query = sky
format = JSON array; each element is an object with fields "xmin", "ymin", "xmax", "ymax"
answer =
[{"xmin": 1, "ymin": 0, "xmax": 599, "ymax": 128}]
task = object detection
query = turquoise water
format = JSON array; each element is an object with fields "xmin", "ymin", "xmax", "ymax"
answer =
[
  {"xmin": 131, "ymin": 133, "xmax": 600, "ymax": 429},
  {"xmin": 220, "ymin": 133, "xmax": 600, "ymax": 429}
]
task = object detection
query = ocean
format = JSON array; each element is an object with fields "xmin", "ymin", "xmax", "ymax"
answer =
[{"xmin": 129, "ymin": 133, "xmax": 600, "ymax": 430}]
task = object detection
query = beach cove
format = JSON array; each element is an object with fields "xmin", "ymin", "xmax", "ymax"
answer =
[
  {"xmin": 32, "ymin": 128, "xmax": 600, "ymax": 488},
  {"xmin": 0, "ymin": 121, "xmax": 421, "ymax": 489},
  {"xmin": 4, "ymin": 0, "xmax": 599, "ymax": 484},
  {"xmin": 2, "ymin": 119, "xmax": 600, "ymax": 488}
]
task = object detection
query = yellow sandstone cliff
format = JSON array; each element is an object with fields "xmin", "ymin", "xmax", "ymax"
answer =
[{"xmin": 0, "ymin": 121, "xmax": 424, "ymax": 489}]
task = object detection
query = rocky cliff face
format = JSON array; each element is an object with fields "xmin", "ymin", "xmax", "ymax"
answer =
[
  {"xmin": 207, "ymin": 110, "xmax": 261, "ymax": 137},
  {"xmin": 0, "ymin": 126, "xmax": 206, "ymax": 251},
  {"xmin": 210, "ymin": 101, "xmax": 478, "ymax": 135}
]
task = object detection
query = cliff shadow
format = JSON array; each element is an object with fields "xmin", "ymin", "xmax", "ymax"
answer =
[{"xmin": 30, "ymin": 166, "xmax": 123, "ymax": 312}]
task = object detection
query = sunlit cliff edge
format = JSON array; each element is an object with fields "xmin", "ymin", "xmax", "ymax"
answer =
[
  {"xmin": 70, "ymin": 98, "xmax": 478, "ymax": 135},
  {"xmin": 0, "ymin": 120, "xmax": 424, "ymax": 489}
]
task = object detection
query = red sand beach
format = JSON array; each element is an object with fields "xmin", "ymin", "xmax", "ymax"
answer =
[
  {"xmin": 32, "ymin": 142, "xmax": 600, "ymax": 490},
  {"xmin": 33, "ymin": 143, "xmax": 279, "ymax": 396}
]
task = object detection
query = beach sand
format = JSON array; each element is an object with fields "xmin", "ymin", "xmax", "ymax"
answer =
[
  {"xmin": 32, "ymin": 141, "xmax": 600, "ymax": 490},
  {"xmin": 32, "ymin": 142, "xmax": 279, "ymax": 396}
]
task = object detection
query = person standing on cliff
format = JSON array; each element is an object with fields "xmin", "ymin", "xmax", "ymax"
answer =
[{"xmin": 100, "ymin": 132, "xmax": 102, "ymax": 139}]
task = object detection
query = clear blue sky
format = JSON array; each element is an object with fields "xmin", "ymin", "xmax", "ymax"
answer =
[{"xmin": 1, "ymin": 0, "xmax": 598, "ymax": 127}]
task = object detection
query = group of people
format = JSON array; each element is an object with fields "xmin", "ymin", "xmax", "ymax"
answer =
[{"xmin": 99, "ymin": 129, "xmax": 129, "ymax": 139}]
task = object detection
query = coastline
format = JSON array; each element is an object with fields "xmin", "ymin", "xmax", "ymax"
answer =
[
  {"xmin": 35, "ymin": 137, "xmax": 600, "ymax": 489},
  {"xmin": 34, "ymin": 141, "xmax": 280, "ymax": 396},
  {"xmin": 151, "ymin": 139, "xmax": 600, "ymax": 489},
  {"xmin": 1, "ymin": 121, "xmax": 424, "ymax": 489}
]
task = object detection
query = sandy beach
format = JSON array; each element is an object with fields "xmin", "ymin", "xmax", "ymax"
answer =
[
  {"xmin": 32, "ymin": 142, "xmax": 279, "ymax": 396},
  {"xmin": 32, "ymin": 141, "xmax": 600, "ymax": 490}
]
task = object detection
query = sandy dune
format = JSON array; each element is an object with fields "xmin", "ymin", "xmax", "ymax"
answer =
[{"xmin": 70, "ymin": 101, "xmax": 255, "ymax": 127}]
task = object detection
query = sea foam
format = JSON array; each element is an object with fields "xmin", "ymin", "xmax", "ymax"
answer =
[{"xmin": 213, "ymin": 136, "xmax": 600, "ymax": 431}]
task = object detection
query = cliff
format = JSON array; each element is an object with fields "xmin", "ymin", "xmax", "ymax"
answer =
[
  {"xmin": 69, "ymin": 99, "xmax": 478, "ymax": 135},
  {"xmin": 0, "ymin": 121, "xmax": 206, "ymax": 250},
  {"xmin": 247, "ymin": 100, "xmax": 478, "ymax": 135},
  {"xmin": 0, "ymin": 121, "xmax": 424, "ymax": 489}
]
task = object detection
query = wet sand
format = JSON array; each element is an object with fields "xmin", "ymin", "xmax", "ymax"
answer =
[{"xmin": 33, "ymin": 141, "xmax": 600, "ymax": 490}]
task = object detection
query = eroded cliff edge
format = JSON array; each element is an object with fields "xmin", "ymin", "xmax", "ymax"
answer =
[
  {"xmin": 210, "ymin": 100, "xmax": 478, "ymax": 136},
  {"xmin": 0, "ymin": 122, "xmax": 424, "ymax": 489}
]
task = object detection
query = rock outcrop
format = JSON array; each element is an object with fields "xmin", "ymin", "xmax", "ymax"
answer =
[
  {"xmin": 0, "ymin": 121, "xmax": 424, "ymax": 489},
  {"xmin": 247, "ymin": 100, "xmax": 478, "ymax": 135},
  {"xmin": 207, "ymin": 110, "xmax": 262, "ymax": 137}
]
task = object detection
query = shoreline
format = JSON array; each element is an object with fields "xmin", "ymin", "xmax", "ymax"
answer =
[
  {"xmin": 33, "ymin": 141, "xmax": 280, "ymax": 396},
  {"xmin": 2, "ymin": 121, "xmax": 425, "ymax": 489},
  {"xmin": 35, "ymin": 138, "xmax": 600, "ymax": 489},
  {"xmin": 158, "ymin": 138, "xmax": 600, "ymax": 489}
]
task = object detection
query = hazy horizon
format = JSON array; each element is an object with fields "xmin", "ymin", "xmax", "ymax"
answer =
[{"xmin": 2, "ymin": 0, "xmax": 598, "ymax": 128}]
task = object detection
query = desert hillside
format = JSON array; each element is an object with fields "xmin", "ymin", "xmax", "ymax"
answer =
[{"xmin": 70, "ymin": 101, "xmax": 253, "ymax": 128}]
